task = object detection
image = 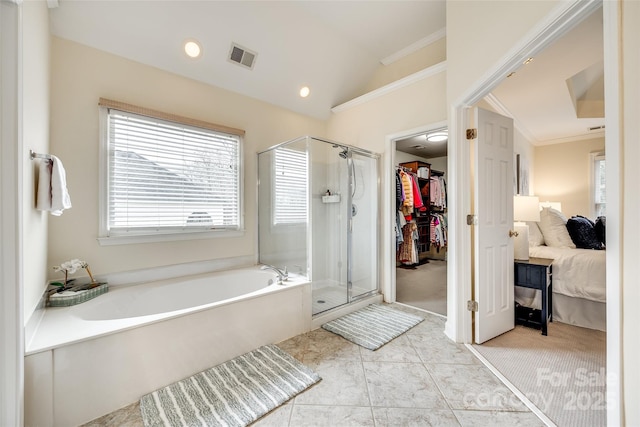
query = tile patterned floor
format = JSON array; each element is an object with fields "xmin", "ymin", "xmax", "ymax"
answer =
[{"xmin": 82, "ymin": 305, "xmax": 543, "ymax": 427}]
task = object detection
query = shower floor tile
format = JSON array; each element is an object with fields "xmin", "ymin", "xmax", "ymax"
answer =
[{"xmin": 311, "ymin": 282, "xmax": 372, "ymax": 315}]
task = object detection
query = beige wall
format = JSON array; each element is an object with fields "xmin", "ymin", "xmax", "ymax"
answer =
[
  {"xmin": 327, "ymin": 69, "xmax": 447, "ymax": 302},
  {"xmin": 47, "ymin": 37, "xmax": 325, "ymax": 286},
  {"xmin": 22, "ymin": 1, "xmax": 51, "ymax": 321},
  {"xmin": 327, "ymin": 71, "xmax": 447, "ymax": 153},
  {"xmin": 533, "ymin": 137, "xmax": 604, "ymax": 218},
  {"xmin": 446, "ymin": 0, "xmax": 559, "ymax": 105},
  {"xmin": 363, "ymin": 38, "xmax": 446, "ymax": 94}
]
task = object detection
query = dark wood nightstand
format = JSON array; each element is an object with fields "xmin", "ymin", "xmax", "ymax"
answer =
[{"xmin": 514, "ymin": 257, "xmax": 553, "ymax": 335}]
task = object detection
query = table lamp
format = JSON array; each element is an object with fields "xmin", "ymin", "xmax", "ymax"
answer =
[
  {"xmin": 539, "ymin": 201, "xmax": 562, "ymax": 212},
  {"xmin": 514, "ymin": 195, "xmax": 540, "ymax": 260}
]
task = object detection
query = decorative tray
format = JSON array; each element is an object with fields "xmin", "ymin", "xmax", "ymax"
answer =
[{"xmin": 48, "ymin": 283, "xmax": 108, "ymax": 307}]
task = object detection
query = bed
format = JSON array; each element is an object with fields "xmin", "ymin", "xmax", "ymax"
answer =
[{"xmin": 514, "ymin": 208, "xmax": 606, "ymax": 331}]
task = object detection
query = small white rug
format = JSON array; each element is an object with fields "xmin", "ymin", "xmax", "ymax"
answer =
[
  {"xmin": 321, "ymin": 303, "xmax": 424, "ymax": 350},
  {"xmin": 139, "ymin": 344, "xmax": 320, "ymax": 427}
]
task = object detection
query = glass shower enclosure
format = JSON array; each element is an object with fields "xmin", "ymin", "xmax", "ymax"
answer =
[{"xmin": 258, "ymin": 136, "xmax": 379, "ymax": 315}]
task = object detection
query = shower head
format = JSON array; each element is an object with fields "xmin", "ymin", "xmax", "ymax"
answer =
[{"xmin": 333, "ymin": 144, "xmax": 349, "ymax": 159}]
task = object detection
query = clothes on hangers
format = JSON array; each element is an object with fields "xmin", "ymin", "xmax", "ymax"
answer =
[
  {"xmin": 430, "ymin": 212, "xmax": 448, "ymax": 250},
  {"xmin": 430, "ymin": 175, "xmax": 447, "ymax": 209},
  {"xmin": 398, "ymin": 221, "xmax": 419, "ymax": 265}
]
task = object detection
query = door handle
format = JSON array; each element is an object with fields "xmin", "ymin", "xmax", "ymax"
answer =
[{"xmin": 509, "ymin": 230, "xmax": 519, "ymax": 238}]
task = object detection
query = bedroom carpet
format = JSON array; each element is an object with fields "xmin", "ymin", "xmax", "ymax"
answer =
[
  {"xmin": 473, "ymin": 322, "xmax": 606, "ymax": 427},
  {"xmin": 396, "ymin": 260, "xmax": 447, "ymax": 316}
]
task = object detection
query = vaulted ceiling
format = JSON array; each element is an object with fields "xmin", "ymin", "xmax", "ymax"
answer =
[
  {"xmin": 49, "ymin": 1, "xmax": 604, "ymax": 155},
  {"xmin": 49, "ymin": 1, "xmax": 446, "ymax": 120}
]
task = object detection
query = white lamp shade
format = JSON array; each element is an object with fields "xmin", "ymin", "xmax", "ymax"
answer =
[{"xmin": 514, "ymin": 196, "xmax": 541, "ymax": 222}]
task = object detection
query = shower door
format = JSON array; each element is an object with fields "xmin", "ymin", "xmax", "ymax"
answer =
[
  {"xmin": 311, "ymin": 143, "xmax": 378, "ymax": 315},
  {"xmin": 348, "ymin": 151, "xmax": 379, "ymax": 301},
  {"xmin": 258, "ymin": 137, "xmax": 378, "ymax": 316}
]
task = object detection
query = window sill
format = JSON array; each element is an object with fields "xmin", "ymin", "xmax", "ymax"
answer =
[{"xmin": 97, "ymin": 229, "xmax": 245, "ymax": 246}]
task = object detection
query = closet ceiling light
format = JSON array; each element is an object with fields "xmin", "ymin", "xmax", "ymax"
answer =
[
  {"xmin": 184, "ymin": 40, "xmax": 202, "ymax": 58},
  {"xmin": 426, "ymin": 132, "xmax": 448, "ymax": 142}
]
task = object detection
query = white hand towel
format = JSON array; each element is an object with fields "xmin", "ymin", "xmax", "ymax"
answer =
[
  {"xmin": 50, "ymin": 155, "xmax": 72, "ymax": 216},
  {"xmin": 36, "ymin": 158, "xmax": 53, "ymax": 212},
  {"xmin": 36, "ymin": 155, "xmax": 72, "ymax": 216}
]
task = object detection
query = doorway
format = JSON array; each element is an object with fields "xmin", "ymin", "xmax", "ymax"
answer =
[
  {"xmin": 451, "ymin": 4, "xmax": 607, "ymax": 425},
  {"xmin": 393, "ymin": 127, "xmax": 448, "ymax": 316}
]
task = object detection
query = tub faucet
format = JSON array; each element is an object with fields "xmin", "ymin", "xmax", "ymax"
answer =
[{"xmin": 260, "ymin": 264, "xmax": 288, "ymax": 284}]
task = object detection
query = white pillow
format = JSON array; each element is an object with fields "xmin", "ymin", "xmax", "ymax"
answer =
[
  {"xmin": 538, "ymin": 207, "xmax": 576, "ymax": 248},
  {"xmin": 527, "ymin": 221, "xmax": 545, "ymax": 247}
]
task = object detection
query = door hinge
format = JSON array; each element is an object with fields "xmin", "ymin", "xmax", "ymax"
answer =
[
  {"xmin": 467, "ymin": 300, "xmax": 478, "ymax": 312},
  {"xmin": 466, "ymin": 128, "xmax": 477, "ymax": 140},
  {"xmin": 466, "ymin": 214, "xmax": 477, "ymax": 225}
]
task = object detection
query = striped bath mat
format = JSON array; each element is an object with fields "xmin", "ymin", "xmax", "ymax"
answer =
[
  {"xmin": 322, "ymin": 304, "xmax": 424, "ymax": 350},
  {"xmin": 139, "ymin": 344, "xmax": 320, "ymax": 427}
]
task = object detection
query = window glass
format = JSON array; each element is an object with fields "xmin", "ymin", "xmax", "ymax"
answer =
[
  {"xmin": 273, "ymin": 148, "xmax": 307, "ymax": 225},
  {"xmin": 103, "ymin": 108, "xmax": 241, "ymax": 237},
  {"xmin": 594, "ymin": 154, "xmax": 605, "ymax": 217}
]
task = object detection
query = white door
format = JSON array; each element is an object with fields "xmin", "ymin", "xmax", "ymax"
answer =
[{"xmin": 474, "ymin": 107, "xmax": 515, "ymax": 344}]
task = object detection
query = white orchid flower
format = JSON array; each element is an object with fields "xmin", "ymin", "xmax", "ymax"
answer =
[{"xmin": 53, "ymin": 259, "xmax": 88, "ymax": 274}]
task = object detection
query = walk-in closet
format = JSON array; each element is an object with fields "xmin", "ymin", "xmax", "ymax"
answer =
[{"xmin": 395, "ymin": 129, "xmax": 448, "ymax": 316}]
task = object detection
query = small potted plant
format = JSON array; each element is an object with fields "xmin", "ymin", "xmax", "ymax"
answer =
[{"xmin": 49, "ymin": 259, "xmax": 107, "ymax": 306}]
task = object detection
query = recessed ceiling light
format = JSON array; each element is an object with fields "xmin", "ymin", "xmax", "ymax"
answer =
[
  {"xmin": 184, "ymin": 40, "xmax": 202, "ymax": 58},
  {"xmin": 507, "ymin": 71, "xmax": 516, "ymax": 78},
  {"xmin": 299, "ymin": 86, "xmax": 310, "ymax": 98},
  {"xmin": 426, "ymin": 131, "xmax": 448, "ymax": 142},
  {"xmin": 523, "ymin": 57, "xmax": 534, "ymax": 65}
]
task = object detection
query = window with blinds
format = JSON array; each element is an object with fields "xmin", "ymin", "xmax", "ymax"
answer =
[
  {"xmin": 594, "ymin": 154, "xmax": 606, "ymax": 217},
  {"xmin": 101, "ymin": 105, "xmax": 242, "ymax": 238},
  {"xmin": 273, "ymin": 148, "xmax": 308, "ymax": 225}
]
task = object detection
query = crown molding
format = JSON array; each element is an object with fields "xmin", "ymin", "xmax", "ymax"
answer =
[
  {"xmin": 381, "ymin": 27, "xmax": 446, "ymax": 66},
  {"xmin": 331, "ymin": 61, "xmax": 446, "ymax": 114}
]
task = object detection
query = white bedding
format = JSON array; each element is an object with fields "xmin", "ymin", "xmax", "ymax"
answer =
[{"xmin": 530, "ymin": 245, "xmax": 606, "ymax": 302}]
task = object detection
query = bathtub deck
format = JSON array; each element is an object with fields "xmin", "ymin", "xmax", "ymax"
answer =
[{"xmin": 26, "ymin": 274, "xmax": 310, "ymax": 355}]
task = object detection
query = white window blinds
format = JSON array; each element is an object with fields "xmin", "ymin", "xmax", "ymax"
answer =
[
  {"xmin": 105, "ymin": 108, "xmax": 241, "ymax": 234},
  {"xmin": 594, "ymin": 155, "xmax": 606, "ymax": 216},
  {"xmin": 273, "ymin": 148, "xmax": 308, "ymax": 225}
]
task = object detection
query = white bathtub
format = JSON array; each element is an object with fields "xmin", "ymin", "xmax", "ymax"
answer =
[
  {"xmin": 74, "ymin": 268, "xmax": 287, "ymax": 321},
  {"xmin": 25, "ymin": 266, "xmax": 312, "ymax": 427}
]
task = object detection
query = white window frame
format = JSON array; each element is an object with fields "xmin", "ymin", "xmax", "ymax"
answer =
[
  {"xmin": 97, "ymin": 100, "xmax": 244, "ymax": 245},
  {"xmin": 271, "ymin": 147, "xmax": 308, "ymax": 227},
  {"xmin": 590, "ymin": 151, "xmax": 606, "ymax": 219}
]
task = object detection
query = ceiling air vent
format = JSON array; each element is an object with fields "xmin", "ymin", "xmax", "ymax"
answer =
[
  {"xmin": 588, "ymin": 125, "xmax": 605, "ymax": 132},
  {"xmin": 228, "ymin": 43, "xmax": 257, "ymax": 70}
]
